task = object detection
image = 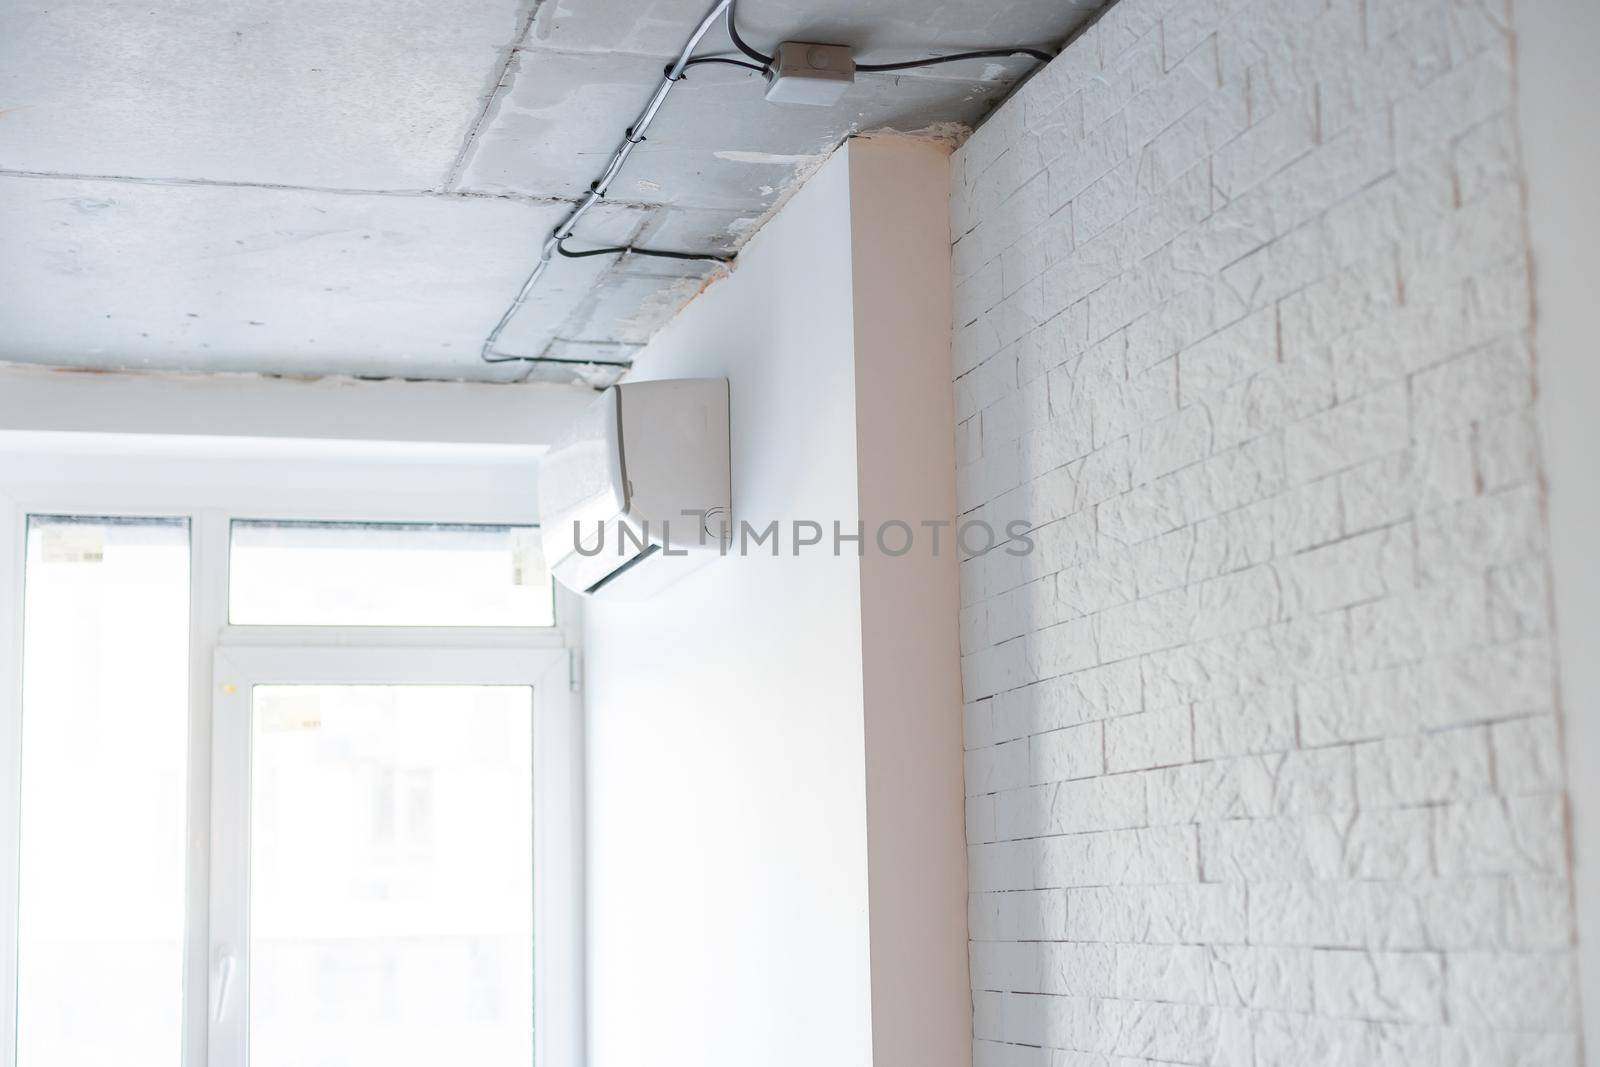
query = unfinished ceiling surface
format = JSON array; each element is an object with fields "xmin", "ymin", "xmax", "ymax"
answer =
[{"xmin": 0, "ymin": 0, "xmax": 1105, "ymax": 384}]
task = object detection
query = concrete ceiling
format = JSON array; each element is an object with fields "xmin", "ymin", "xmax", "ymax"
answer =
[{"xmin": 0, "ymin": 0, "xmax": 1105, "ymax": 385}]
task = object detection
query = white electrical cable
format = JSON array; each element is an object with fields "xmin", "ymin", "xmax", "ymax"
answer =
[{"xmin": 481, "ymin": 0, "xmax": 734, "ymax": 365}]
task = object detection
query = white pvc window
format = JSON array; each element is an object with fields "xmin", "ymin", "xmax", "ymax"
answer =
[
  {"xmin": 209, "ymin": 649, "xmax": 578, "ymax": 1067},
  {"xmin": 229, "ymin": 521, "xmax": 553, "ymax": 628},
  {"xmin": 0, "ymin": 450, "xmax": 584, "ymax": 1067},
  {"xmin": 16, "ymin": 517, "xmax": 191, "ymax": 1067}
]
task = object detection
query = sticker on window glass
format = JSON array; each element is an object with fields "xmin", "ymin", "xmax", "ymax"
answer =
[
  {"xmin": 510, "ymin": 528, "xmax": 546, "ymax": 588},
  {"xmin": 256, "ymin": 688, "xmax": 324, "ymax": 732},
  {"xmin": 39, "ymin": 524, "xmax": 105, "ymax": 564}
]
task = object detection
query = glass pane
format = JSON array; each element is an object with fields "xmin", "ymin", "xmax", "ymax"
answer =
[
  {"xmin": 17, "ymin": 516, "xmax": 190, "ymax": 1067},
  {"xmin": 229, "ymin": 521, "xmax": 554, "ymax": 627},
  {"xmin": 250, "ymin": 685, "xmax": 534, "ymax": 1067}
]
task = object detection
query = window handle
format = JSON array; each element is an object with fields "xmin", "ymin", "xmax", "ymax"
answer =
[{"xmin": 213, "ymin": 948, "xmax": 236, "ymax": 1024}]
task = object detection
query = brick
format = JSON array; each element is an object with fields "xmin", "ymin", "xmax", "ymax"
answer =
[
  {"xmin": 1329, "ymin": 256, "xmax": 1525, "ymax": 401},
  {"xmin": 1446, "ymin": 951, "xmax": 1580, "ymax": 1032},
  {"xmin": 1066, "ymin": 882, "xmax": 1247, "ymax": 944},
  {"xmin": 1193, "ymin": 686, "xmax": 1296, "ymax": 759},
  {"xmin": 1106, "ymin": 705, "xmax": 1193, "ymax": 771},
  {"xmin": 1176, "ymin": 305, "xmax": 1279, "ymax": 403},
  {"xmin": 992, "ymin": 659, "xmax": 1143, "ymax": 741},
  {"xmin": 1148, "ymin": 747, "xmax": 1354, "ymax": 824},
  {"xmin": 1284, "ymin": 383, "xmax": 1410, "ymax": 485},
  {"xmin": 1035, "ymin": 825, "xmax": 1199, "ymax": 887},
  {"xmin": 969, "ymin": 888, "xmax": 1068, "ymax": 942},
  {"xmin": 1503, "ymin": 875, "xmax": 1577, "ymax": 951},
  {"xmin": 1276, "ymin": 524, "xmax": 1414, "ymax": 617},
  {"xmin": 1124, "ymin": 42, "xmax": 1219, "ymax": 146},
  {"xmin": 1476, "ymin": 409, "xmax": 1542, "ymax": 495},
  {"xmin": 1393, "ymin": 48, "xmax": 1513, "ymax": 162},
  {"xmin": 969, "ymin": 840, "xmax": 1035, "ymax": 892},
  {"xmin": 995, "ymin": 774, "xmax": 1146, "ymax": 838},
  {"xmin": 1130, "ymin": 403, "xmax": 1213, "ymax": 484},
  {"xmin": 1189, "ymin": 499, "xmax": 1276, "ymax": 580},
  {"xmin": 971, "ymin": 940, "xmax": 1116, "ymax": 996},
  {"xmin": 1277, "ymin": 249, "xmax": 1402, "ymax": 355},
  {"xmin": 1210, "ymin": 944, "xmax": 1314, "ymax": 1010},
  {"xmin": 1200, "ymin": 810, "xmax": 1430, "ymax": 883},
  {"xmin": 1436, "ymin": 1029, "xmax": 1581, "ymax": 1067},
  {"xmin": 1354, "ymin": 727, "xmax": 1492, "ymax": 808},
  {"xmin": 1030, "ymin": 723, "xmax": 1105, "ymax": 784},
  {"xmin": 967, "ymin": 795, "xmax": 997, "ymax": 844},
  {"xmin": 1115, "ymin": 942, "xmax": 1214, "ymax": 1003},
  {"xmin": 1491, "ymin": 714, "xmax": 1565, "ymax": 796},
  {"xmin": 1410, "ymin": 336, "xmax": 1533, "ymax": 436},
  {"xmin": 1455, "ymin": 115, "xmax": 1521, "ymax": 206},
  {"xmin": 1338, "ymin": 427, "xmax": 1477, "ymax": 534},
  {"xmin": 967, "ymin": 739, "xmax": 1031, "ymax": 796},
  {"xmin": 1416, "ymin": 485, "xmax": 1545, "ymax": 587},
  {"xmin": 1211, "ymin": 89, "xmax": 1318, "ymax": 201},
  {"xmin": 1435, "ymin": 794, "xmax": 1567, "ymax": 877},
  {"xmin": 950, "ymin": 0, "xmax": 1574, "ymax": 1057},
  {"xmin": 1400, "ymin": 185, "xmax": 1525, "ymax": 298},
  {"xmin": 1206, "ymin": 350, "xmax": 1335, "ymax": 454},
  {"xmin": 1312, "ymin": 949, "xmax": 1445, "ymax": 1023},
  {"xmin": 1347, "ymin": 577, "xmax": 1488, "ymax": 671}
]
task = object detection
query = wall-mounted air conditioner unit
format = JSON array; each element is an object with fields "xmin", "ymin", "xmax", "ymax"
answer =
[{"xmin": 538, "ymin": 378, "xmax": 730, "ymax": 599}]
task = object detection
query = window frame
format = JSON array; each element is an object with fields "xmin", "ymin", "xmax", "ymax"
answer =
[
  {"xmin": 208, "ymin": 644, "xmax": 579, "ymax": 1067},
  {"xmin": 225, "ymin": 517, "xmax": 557, "ymax": 629},
  {"xmin": 0, "ymin": 444, "xmax": 585, "ymax": 1067}
]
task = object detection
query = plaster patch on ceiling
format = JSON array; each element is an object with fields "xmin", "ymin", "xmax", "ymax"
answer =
[
  {"xmin": 712, "ymin": 150, "xmax": 825, "ymax": 166},
  {"xmin": 859, "ymin": 121, "xmax": 974, "ymax": 147}
]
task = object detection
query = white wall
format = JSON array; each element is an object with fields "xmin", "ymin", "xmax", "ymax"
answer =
[
  {"xmin": 951, "ymin": 0, "xmax": 1583, "ymax": 1062},
  {"xmin": 0, "ymin": 361, "xmax": 591, "ymax": 447},
  {"xmin": 1516, "ymin": 0, "xmax": 1600, "ymax": 1054},
  {"xmin": 582, "ymin": 145, "xmax": 870, "ymax": 1067},
  {"xmin": 582, "ymin": 137, "xmax": 969, "ymax": 1067},
  {"xmin": 0, "ymin": 432, "xmax": 543, "ymax": 526}
]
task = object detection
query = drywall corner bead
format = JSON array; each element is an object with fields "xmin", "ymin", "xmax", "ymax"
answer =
[{"xmin": 951, "ymin": 0, "xmax": 1581, "ymax": 1058}]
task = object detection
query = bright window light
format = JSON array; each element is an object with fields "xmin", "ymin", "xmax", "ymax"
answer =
[
  {"xmin": 248, "ymin": 685, "xmax": 534, "ymax": 1066},
  {"xmin": 228, "ymin": 520, "xmax": 553, "ymax": 627},
  {"xmin": 17, "ymin": 516, "xmax": 190, "ymax": 1067}
]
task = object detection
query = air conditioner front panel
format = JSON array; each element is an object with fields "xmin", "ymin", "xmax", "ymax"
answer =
[
  {"xmin": 537, "ymin": 377, "xmax": 729, "ymax": 600},
  {"xmin": 539, "ymin": 389, "xmax": 625, "ymax": 566}
]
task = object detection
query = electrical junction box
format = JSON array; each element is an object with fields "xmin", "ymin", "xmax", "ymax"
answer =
[{"xmin": 764, "ymin": 42, "xmax": 855, "ymax": 106}]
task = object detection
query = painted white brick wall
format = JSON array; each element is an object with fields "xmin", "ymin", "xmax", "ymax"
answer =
[{"xmin": 949, "ymin": 0, "xmax": 1583, "ymax": 1062}]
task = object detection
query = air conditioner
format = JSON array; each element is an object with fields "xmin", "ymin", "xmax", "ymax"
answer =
[{"xmin": 538, "ymin": 378, "xmax": 730, "ymax": 598}]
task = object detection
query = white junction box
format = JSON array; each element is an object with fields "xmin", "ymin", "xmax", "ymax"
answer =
[
  {"xmin": 764, "ymin": 41, "xmax": 855, "ymax": 106},
  {"xmin": 538, "ymin": 378, "xmax": 731, "ymax": 599}
]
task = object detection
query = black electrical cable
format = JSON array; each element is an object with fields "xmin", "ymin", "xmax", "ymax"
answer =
[
  {"xmin": 556, "ymin": 237, "xmax": 734, "ymax": 263},
  {"xmin": 725, "ymin": 0, "xmax": 774, "ymax": 67},
  {"xmin": 857, "ymin": 46, "xmax": 1055, "ymax": 72},
  {"xmin": 676, "ymin": 55, "xmax": 767, "ymax": 77}
]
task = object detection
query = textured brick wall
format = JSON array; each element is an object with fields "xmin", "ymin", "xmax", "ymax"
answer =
[{"xmin": 949, "ymin": 0, "xmax": 1583, "ymax": 1062}]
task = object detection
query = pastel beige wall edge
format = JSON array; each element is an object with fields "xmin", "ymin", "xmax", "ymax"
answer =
[{"xmin": 850, "ymin": 134, "xmax": 972, "ymax": 1067}]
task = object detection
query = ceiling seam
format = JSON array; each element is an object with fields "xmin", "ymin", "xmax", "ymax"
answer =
[
  {"xmin": 0, "ymin": 168, "xmax": 671, "ymax": 212},
  {"xmin": 441, "ymin": 0, "xmax": 550, "ymax": 193},
  {"xmin": 540, "ymin": 212, "xmax": 661, "ymax": 358}
]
